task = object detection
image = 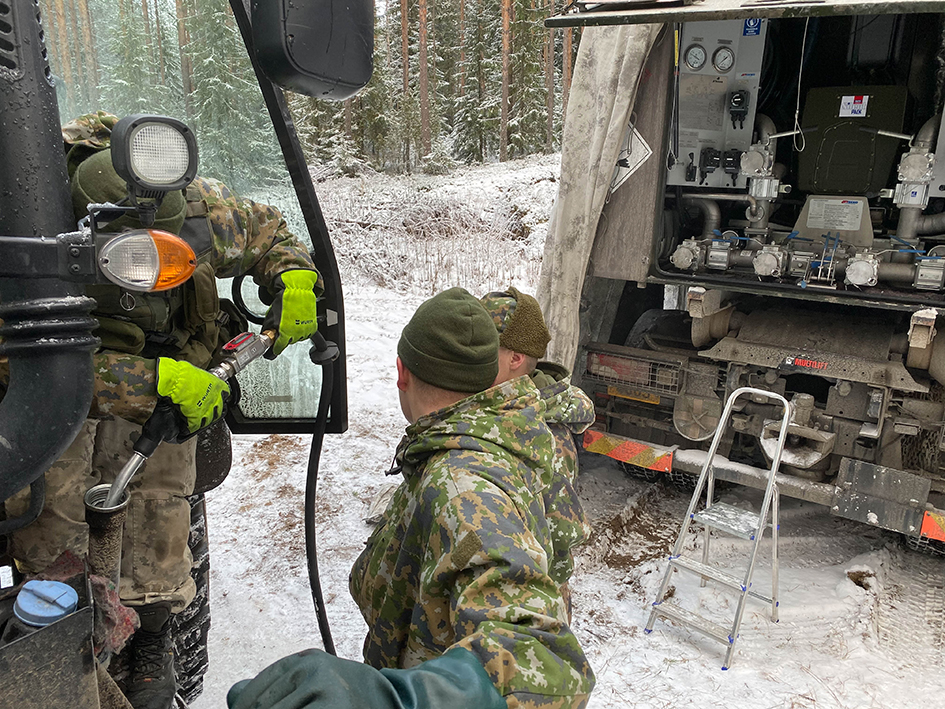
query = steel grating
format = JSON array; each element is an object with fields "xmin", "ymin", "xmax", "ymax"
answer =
[{"xmin": 586, "ymin": 351, "xmax": 682, "ymax": 396}]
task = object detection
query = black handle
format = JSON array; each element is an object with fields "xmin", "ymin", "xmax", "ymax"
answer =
[
  {"xmin": 135, "ymin": 400, "xmax": 182, "ymax": 456},
  {"xmin": 309, "ymin": 331, "xmax": 340, "ymax": 364}
]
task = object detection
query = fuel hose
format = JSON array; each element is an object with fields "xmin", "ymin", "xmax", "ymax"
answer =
[{"xmin": 305, "ymin": 331, "xmax": 338, "ymax": 655}]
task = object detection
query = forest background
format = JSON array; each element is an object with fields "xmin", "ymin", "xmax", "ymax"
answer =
[{"xmin": 39, "ymin": 0, "xmax": 582, "ymax": 196}]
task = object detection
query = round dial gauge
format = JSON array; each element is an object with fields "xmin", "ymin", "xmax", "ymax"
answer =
[
  {"xmin": 684, "ymin": 44, "xmax": 707, "ymax": 71},
  {"xmin": 713, "ymin": 46, "xmax": 736, "ymax": 73}
]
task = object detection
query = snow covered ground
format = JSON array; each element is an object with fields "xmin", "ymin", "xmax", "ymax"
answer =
[{"xmin": 193, "ymin": 157, "xmax": 944, "ymax": 709}]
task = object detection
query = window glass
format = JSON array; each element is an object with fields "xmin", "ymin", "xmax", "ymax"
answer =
[{"xmin": 44, "ymin": 0, "xmax": 324, "ymax": 420}]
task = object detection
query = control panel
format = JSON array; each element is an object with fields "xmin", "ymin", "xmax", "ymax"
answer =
[{"xmin": 668, "ymin": 18, "xmax": 768, "ymax": 189}]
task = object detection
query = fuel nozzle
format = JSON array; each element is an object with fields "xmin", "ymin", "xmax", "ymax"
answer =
[{"xmin": 102, "ymin": 329, "xmax": 277, "ymax": 508}]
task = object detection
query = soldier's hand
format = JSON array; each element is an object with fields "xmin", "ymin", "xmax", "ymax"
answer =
[
  {"xmin": 226, "ymin": 647, "xmax": 506, "ymax": 709},
  {"xmin": 156, "ymin": 358, "xmax": 229, "ymax": 436},
  {"xmin": 262, "ymin": 269, "xmax": 320, "ymax": 359}
]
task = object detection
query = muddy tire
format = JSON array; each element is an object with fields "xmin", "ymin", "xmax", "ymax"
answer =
[
  {"xmin": 620, "ymin": 462, "xmax": 664, "ymax": 483},
  {"xmin": 903, "ymin": 533, "xmax": 945, "ymax": 557},
  {"xmin": 667, "ymin": 469, "xmax": 697, "ymax": 492},
  {"xmin": 173, "ymin": 494, "xmax": 211, "ymax": 703},
  {"xmin": 625, "ymin": 309, "xmax": 692, "ymax": 351}
]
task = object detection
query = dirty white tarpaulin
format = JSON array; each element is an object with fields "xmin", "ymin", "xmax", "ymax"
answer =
[{"xmin": 538, "ymin": 23, "xmax": 662, "ymax": 369}]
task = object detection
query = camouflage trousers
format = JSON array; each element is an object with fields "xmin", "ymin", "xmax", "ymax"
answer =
[{"xmin": 7, "ymin": 417, "xmax": 197, "ymax": 613}]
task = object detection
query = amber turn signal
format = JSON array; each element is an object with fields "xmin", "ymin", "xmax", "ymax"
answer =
[{"xmin": 97, "ymin": 230, "xmax": 197, "ymax": 292}]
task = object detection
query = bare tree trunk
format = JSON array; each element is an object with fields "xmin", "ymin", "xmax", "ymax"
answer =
[
  {"xmin": 176, "ymin": 0, "xmax": 193, "ymax": 117},
  {"xmin": 140, "ymin": 0, "xmax": 153, "ymax": 66},
  {"xmin": 544, "ymin": 0, "xmax": 554, "ymax": 150},
  {"xmin": 500, "ymin": 0, "xmax": 511, "ymax": 162},
  {"xmin": 385, "ymin": 0, "xmax": 392, "ymax": 74},
  {"xmin": 429, "ymin": 0, "xmax": 437, "ymax": 143},
  {"xmin": 51, "ymin": 0, "xmax": 74, "ymax": 111},
  {"xmin": 153, "ymin": 0, "xmax": 166, "ymax": 85},
  {"xmin": 479, "ymin": 17, "xmax": 486, "ymax": 161},
  {"xmin": 418, "ymin": 0, "xmax": 430, "ymax": 157},
  {"xmin": 458, "ymin": 0, "xmax": 465, "ymax": 97},
  {"xmin": 401, "ymin": 0, "xmax": 410, "ymax": 170},
  {"xmin": 66, "ymin": 0, "xmax": 85, "ymax": 104},
  {"xmin": 39, "ymin": 1, "xmax": 62, "ymax": 100},
  {"xmin": 563, "ymin": 27, "xmax": 573, "ymax": 122},
  {"xmin": 76, "ymin": 0, "xmax": 99, "ymax": 104},
  {"xmin": 344, "ymin": 98, "xmax": 353, "ymax": 139}
]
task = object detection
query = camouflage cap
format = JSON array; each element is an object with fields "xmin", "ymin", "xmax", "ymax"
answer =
[
  {"xmin": 71, "ymin": 149, "xmax": 186, "ymax": 234},
  {"xmin": 480, "ymin": 286, "xmax": 550, "ymax": 360},
  {"xmin": 63, "ymin": 111, "xmax": 119, "ymax": 180}
]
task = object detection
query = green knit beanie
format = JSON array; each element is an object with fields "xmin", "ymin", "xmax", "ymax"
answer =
[
  {"xmin": 398, "ymin": 287, "xmax": 499, "ymax": 393},
  {"xmin": 480, "ymin": 286, "xmax": 551, "ymax": 359},
  {"xmin": 71, "ymin": 148, "xmax": 186, "ymax": 234}
]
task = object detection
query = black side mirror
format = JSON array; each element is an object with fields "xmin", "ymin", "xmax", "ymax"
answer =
[{"xmin": 251, "ymin": 0, "xmax": 374, "ymax": 100}]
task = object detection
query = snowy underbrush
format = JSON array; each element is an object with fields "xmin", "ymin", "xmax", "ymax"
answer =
[{"xmin": 312, "ymin": 153, "xmax": 561, "ymax": 297}]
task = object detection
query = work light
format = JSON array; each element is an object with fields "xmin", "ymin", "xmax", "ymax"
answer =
[{"xmin": 111, "ymin": 115, "xmax": 198, "ymax": 196}]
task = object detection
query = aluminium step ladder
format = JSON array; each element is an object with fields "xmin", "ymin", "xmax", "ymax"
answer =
[{"xmin": 644, "ymin": 386, "xmax": 793, "ymax": 669}]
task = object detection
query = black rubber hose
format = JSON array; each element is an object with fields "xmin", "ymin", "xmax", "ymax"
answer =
[
  {"xmin": 305, "ymin": 334, "xmax": 337, "ymax": 655},
  {"xmin": 0, "ymin": 478, "xmax": 44, "ymax": 536}
]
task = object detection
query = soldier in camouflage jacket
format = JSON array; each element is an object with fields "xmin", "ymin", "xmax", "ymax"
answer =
[
  {"xmin": 481, "ymin": 287, "xmax": 595, "ymax": 600},
  {"xmin": 227, "ymin": 288, "xmax": 594, "ymax": 709},
  {"xmin": 7, "ymin": 111, "xmax": 322, "ymax": 709},
  {"xmin": 63, "ymin": 111, "xmax": 324, "ymax": 424}
]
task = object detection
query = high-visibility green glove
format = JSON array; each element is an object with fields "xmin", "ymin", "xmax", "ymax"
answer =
[
  {"xmin": 226, "ymin": 647, "xmax": 507, "ymax": 709},
  {"xmin": 156, "ymin": 358, "xmax": 230, "ymax": 436},
  {"xmin": 263, "ymin": 269, "xmax": 321, "ymax": 359}
]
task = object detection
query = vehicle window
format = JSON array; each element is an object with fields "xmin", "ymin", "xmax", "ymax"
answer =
[{"xmin": 42, "ymin": 0, "xmax": 324, "ymax": 422}]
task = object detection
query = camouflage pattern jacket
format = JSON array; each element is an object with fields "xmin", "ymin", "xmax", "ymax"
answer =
[
  {"xmin": 531, "ymin": 362, "xmax": 595, "ymax": 587},
  {"xmin": 62, "ymin": 112, "xmax": 321, "ymax": 424},
  {"xmin": 349, "ymin": 376, "xmax": 595, "ymax": 709}
]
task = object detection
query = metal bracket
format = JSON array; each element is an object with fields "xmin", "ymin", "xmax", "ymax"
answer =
[{"xmin": 832, "ymin": 458, "xmax": 930, "ymax": 535}]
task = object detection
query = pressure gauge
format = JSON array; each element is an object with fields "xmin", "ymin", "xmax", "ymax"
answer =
[
  {"xmin": 713, "ymin": 46, "xmax": 736, "ymax": 73},
  {"xmin": 684, "ymin": 44, "xmax": 707, "ymax": 71}
]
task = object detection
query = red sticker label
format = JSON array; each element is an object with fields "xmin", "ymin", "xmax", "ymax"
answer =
[{"xmin": 782, "ymin": 356, "xmax": 828, "ymax": 371}]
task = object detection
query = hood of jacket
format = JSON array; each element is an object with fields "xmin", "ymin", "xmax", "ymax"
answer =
[
  {"xmin": 531, "ymin": 361, "xmax": 595, "ymax": 436},
  {"xmin": 390, "ymin": 375, "xmax": 556, "ymax": 500}
]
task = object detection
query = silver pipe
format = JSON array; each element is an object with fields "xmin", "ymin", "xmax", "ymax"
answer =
[
  {"xmin": 899, "ymin": 206, "xmax": 923, "ymax": 243},
  {"xmin": 691, "ymin": 192, "xmax": 759, "ymax": 209},
  {"xmin": 756, "ymin": 114, "xmax": 778, "ymax": 153},
  {"xmin": 914, "ymin": 114, "xmax": 941, "ymax": 152},
  {"xmin": 692, "ymin": 192, "xmax": 762, "ymax": 223},
  {"xmin": 896, "ymin": 115, "xmax": 941, "ymax": 241},
  {"xmin": 917, "ymin": 211, "xmax": 945, "ymax": 235},
  {"xmin": 753, "ymin": 116, "xmax": 780, "ymax": 231},
  {"xmin": 877, "ymin": 262, "xmax": 917, "ymax": 284},
  {"xmin": 682, "ymin": 196, "xmax": 721, "ymax": 239}
]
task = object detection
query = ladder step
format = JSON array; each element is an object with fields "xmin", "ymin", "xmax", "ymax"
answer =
[
  {"xmin": 651, "ymin": 602, "xmax": 733, "ymax": 645},
  {"xmin": 693, "ymin": 502, "xmax": 763, "ymax": 540},
  {"xmin": 670, "ymin": 556, "xmax": 774, "ymax": 605}
]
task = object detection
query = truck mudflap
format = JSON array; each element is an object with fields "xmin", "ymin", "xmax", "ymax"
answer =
[
  {"xmin": 582, "ymin": 430, "xmax": 945, "ymax": 541},
  {"xmin": 920, "ymin": 511, "xmax": 945, "ymax": 542},
  {"xmin": 582, "ymin": 429, "xmax": 673, "ymax": 472}
]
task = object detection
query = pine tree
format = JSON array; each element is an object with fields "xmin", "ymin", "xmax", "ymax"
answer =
[
  {"xmin": 182, "ymin": 0, "xmax": 279, "ymax": 192},
  {"xmin": 499, "ymin": 0, "xmax": 511, "ymax": 161},
  {"xmin": 508, "ymin": 0, "xmax": 545, "ymax": 158},
  {"xmin": 355, "ymin": 1, "xmax": 397, "ymax": 169},
  {"xmin": 452, "ymin": 0, "xmax": 501, "ymax": 163}
]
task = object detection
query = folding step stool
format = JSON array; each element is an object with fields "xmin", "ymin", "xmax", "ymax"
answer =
[{"xmin": 645, "ymin": 386, "xmax": 793, "ymax": 669}]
